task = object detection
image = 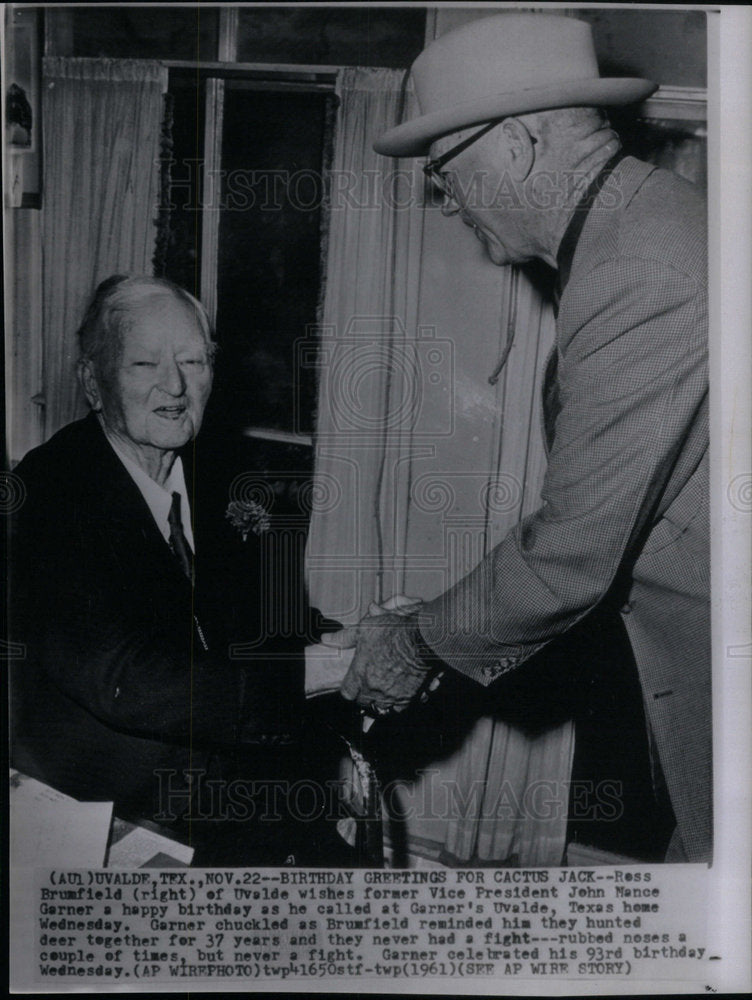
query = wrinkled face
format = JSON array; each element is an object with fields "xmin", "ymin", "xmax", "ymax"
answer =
[
  {"xmin": 428, "ymin": 131, "xmax": 538, "ymax": 267},
  {"xmin": 92, "ymin": 293, "xmax": 213, "ymax": 458}
]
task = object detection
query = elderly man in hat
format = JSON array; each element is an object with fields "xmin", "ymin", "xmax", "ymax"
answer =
[{"xmin": 331, "ymin": 14, "xmax": 710, "ymax": 863}]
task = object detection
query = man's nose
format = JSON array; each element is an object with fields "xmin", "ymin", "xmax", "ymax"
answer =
[{"xmin": 159, "ymin": 359, "xmax": 186, "ymax": 396}]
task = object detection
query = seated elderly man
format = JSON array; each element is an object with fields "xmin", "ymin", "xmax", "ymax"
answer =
[{"xmin": 9, "ymin": 275, "xmax": 328, "ymax": 864}]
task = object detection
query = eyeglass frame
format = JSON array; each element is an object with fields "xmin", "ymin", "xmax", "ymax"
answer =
[{"xmin": 422, "ymin": 118, "xmax": 537, "ymax": 198}]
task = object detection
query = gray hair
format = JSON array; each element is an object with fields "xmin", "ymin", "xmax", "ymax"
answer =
[{"xmin": 76, "ymin": 275, "xmax": 216, "ymax": 372}]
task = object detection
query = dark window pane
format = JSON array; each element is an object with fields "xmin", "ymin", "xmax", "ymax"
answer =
[
  {"xmin": 237, "ymin": 7, "xmax": 426, "ymax": 67},
  {"xmin": 608, "ymin": 113, "xmax": 707, "ymax": 192},
  {"xmin": 69, "ymin": 7, "xmax": 218, "ymax": 61},
  {"xmin": 213, "ymin": 87, "xmax": 330, "ymax": 437},
  {"xmin": 161, "ymin": 78, "xmax": 206, "ymax": 296}
]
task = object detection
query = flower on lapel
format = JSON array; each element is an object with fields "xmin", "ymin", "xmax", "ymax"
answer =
[{"xmin": 225, "ymin": 499, "xmax": 271, "ymax": 540}]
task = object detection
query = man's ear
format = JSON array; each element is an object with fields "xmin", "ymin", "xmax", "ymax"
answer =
[
  {"xmin": 500, "ymin": 118, "xmax": 536, "ymax": 182},
  {"xmin": 79, "ymin": 359, "xmax": 103, "ymax": 412}
]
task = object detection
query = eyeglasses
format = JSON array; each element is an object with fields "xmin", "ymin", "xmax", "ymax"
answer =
[{"xmin": 422, "ymin": 118, "xmax": 537, "ymax": 200}]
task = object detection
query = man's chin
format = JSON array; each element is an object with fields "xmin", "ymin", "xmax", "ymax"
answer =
[
  {"xmin": 148, "ymin": 416, "xmax": 198, "ymax": 450},
  {"xmin": 487, "ymin": 244, "xmax": 532, "ymax": 268},
  {"xmin": 487, "ymin": 246, "xmax": 512, "ymax": 267},
  {"xmin": 476, "ymin": 233, "xmax": 512, "ymax": 267}
]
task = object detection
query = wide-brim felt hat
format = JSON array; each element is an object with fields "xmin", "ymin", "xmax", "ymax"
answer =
[{"xmin": 375, "ymin": 13, "xmax": 657, "ymax": 157}]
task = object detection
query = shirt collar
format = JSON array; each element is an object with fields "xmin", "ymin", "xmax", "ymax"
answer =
[{"xmin": 105, "ymin": 435, "xmax": 194, "ymax": 551}]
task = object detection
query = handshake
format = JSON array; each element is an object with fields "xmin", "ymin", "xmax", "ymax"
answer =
[{"xmin": 312, "ymin": 595, "xmax": 444, "ymax": 717}]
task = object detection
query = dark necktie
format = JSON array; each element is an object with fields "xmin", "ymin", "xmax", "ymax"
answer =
[{"xmin": 168, "ymin": 491, "xmax": 193, "ymax": 583}]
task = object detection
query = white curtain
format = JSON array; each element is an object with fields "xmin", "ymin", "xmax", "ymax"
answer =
[
  {"xmin": 440, "ymin": 268, "xmax": 573, "ymax": 866},
  {"xmin": 40, "ymin": 57, "xmax": 167, "ymax": 438},
  {"xmin": 308, "ymin": 65, "xmax": 573, "ymax": 867},
  {"xmin": 306, "ymin": 67, "xmax": 424, "ymax": 623}
]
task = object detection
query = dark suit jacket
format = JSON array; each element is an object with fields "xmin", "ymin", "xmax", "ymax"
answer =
[
  {"xmin": 9, "ymin": 413, "xmax": 306, "ymax": 821},
  {"xmin": 419, "ymin": 158, "xmax": 710, "ymax": 861}
]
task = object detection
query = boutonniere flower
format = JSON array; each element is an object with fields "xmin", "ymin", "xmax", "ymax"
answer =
[{"xmin": 225, "ymin": 499, "xmax": 271, "ymax": 540}]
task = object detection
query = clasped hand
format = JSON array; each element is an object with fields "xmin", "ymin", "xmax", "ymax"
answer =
[{"xmin": 322, "ymin": 596, "xmax": 442, "ymax": 715}]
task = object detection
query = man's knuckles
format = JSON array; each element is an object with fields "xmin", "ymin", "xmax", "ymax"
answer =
[{"xmin": 321, "ymin": 626, "xmax": 360, "ymax": 649}]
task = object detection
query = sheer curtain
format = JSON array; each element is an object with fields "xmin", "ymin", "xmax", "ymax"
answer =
[
  {"xmin": 306, "ymin": 67, "xmax": 424, "ymax": 624},
  {"xmin": 40, "ymin": 58, "xmax": 167, "ymax": 438},
  {"xmin": 440, "ymin": 270, "xmax": 573, "ymax": 866}
]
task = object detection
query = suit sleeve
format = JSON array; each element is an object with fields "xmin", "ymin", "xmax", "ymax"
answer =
[
  {"xmin": 418, "ymin": 255, "xmax": 707, "ymax": 684},
  {"xmin": 10, "ymin": 477, "xmax": 247, "ymax": 747}
]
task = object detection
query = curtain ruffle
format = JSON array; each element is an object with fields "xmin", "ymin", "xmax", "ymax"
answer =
[{"xmin": 43, "ymin": 57, "xmax": 167, "ymax": 83}]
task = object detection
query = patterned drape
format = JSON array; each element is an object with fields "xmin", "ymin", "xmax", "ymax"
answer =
[{"xmin": 40, "ymin": 58, "xmax": 167, "ymax": 438}]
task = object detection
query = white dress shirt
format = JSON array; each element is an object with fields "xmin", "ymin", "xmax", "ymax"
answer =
[{"xmin": 107, "ymin": 437, "xmax": 195, "ymax": 552}]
